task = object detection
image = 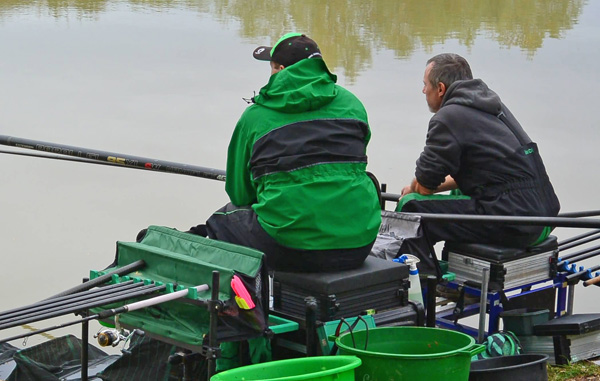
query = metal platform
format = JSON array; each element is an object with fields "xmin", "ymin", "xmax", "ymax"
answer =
[{"xmin": 434, "ymin": 275, "xmax": 569, "ymax": 338}]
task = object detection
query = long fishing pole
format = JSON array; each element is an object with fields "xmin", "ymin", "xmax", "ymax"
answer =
[
  {"xmin": 43, "ymin": 259, "xmax": 146, "ymax": 300},
  {"xmin": 558, "ymin": 245, "xmax": 600, "ymax": 266},
  {"xmin": 559, "ymin": 210, "xmax": 600, "ymax": 218},
  {"xmin": 411, "ymin": 213, "xmax": 600, "ymax": 229},
  {"xmin": 558, "ymin": 234, "xmax": 600, "ymax": 252},
  {"xmin": 0, "ymin": 135, "xmax": 404, "ymax": 200},
  {"xmin": 0, "ymin": 284, "xmax": 209, "ymax": 344},
  {"xmin": 0, "ymin": 149, "xmax": 128, "ymax": 169},
  {"xmin": 558, "ymin": 229, "xmax": 600, "ymax": 248},
  {"xmin": 0, "ymin": 283, "xmax": 165, "ymax": 330},
  {"xmin": 4, "ymin": 135, "xmax": 600, "ymax": 215},
  {"xmin": 0, "ymin": 281, "xmax": 140, "ymax": 321},
  {"xmin": 0, "ymin": 135, "xmax": 226, "ymax": 181}
]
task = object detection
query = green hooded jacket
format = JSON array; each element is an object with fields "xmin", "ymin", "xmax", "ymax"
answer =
[{"xmin": 225, "ymin": 58, "xmax": 381, "ymax": 250}]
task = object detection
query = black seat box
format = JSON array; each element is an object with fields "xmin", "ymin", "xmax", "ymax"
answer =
[{"xmin": 272, "ymin": 256, "xmax": 409, "ymax": 321}]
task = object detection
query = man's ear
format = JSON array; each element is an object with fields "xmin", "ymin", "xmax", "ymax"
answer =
[{"xmin": 437, "ymin": 82, "xmax": 446, "ymax": 98}]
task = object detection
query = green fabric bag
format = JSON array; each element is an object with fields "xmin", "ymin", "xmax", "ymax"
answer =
[{"xmin": 91, "ymin": 225, "xmax": 268, "ymax": 347}]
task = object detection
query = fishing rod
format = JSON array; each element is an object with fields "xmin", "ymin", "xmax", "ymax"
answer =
[
  {"xmin": 559, "ymin": 210, "xmax": 600, "ymax": 218},
  {"xmin": 0, "ymin": 262, "xmax": 146, "ymax": 319},
  {"xmin": 559, "ymin": 244, "xmax": 600, "ymax": 265},
  {"xmin": 558, "ymin": 234, "xmax": 600, "ymax": 252},
  {"xmin": 0, "ymin": 281, "xmax": 141, "ymax": 321},
  {"xmin": 410, "ymin": 213, "xmax": 600, "ymax": 229},
  {"xmin": 0, "ymin": 134, "xmax": 404, "ymax": 201},
  {"xmin": 558, "ymin": 229, "xmax": 600, "ymax": 248},
  {"xmin": 44, "ymin": 259, "xmax": 146, "ymax": 300},
  {"xmin": 0, "ymin": 149, "xmax": 127, "ymax": 169},
  {"xmin": 0, "ymin": 283, "xmax": 165, "ymax": 330},
  {"xmin": 0, "ymin": 135, "xmax": 226, "ymax": 181},
  {"xmin": 4, "ymin": 135, "xmax": 600, "ymax": 215},
  {"xmin": 0, "ymin": 284, "xmax": 209, "ymax": 345}
]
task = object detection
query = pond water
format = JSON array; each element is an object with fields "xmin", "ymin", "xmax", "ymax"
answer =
[{"xmin": 0, "ymin": 0, "xmax": 599, "ymax": 349}]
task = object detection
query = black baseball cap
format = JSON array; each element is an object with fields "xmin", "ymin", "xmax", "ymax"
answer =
[{"xmin": 253, "ymin": 33, "xmax": 322, "ymax": 67}]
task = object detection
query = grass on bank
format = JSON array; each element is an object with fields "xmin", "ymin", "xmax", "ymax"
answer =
[{"xmin": 548, "ymin": 361, "xmax": 600, "ymax": 380}]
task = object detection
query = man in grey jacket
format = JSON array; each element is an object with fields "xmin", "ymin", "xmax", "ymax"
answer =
[{"xmin": 398, "ymin": 53, "xmax": 560, "ymax": 275}]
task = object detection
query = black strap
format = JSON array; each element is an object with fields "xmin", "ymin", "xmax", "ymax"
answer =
[
  {"xmin": 329, "ymin": 316, "xmax": 368, "ymax": 355},
  {"xmin": 452, "ymin": 286, "xmax": 467, "ymax": 323},
  {"xmin": 497, "ymin": 111, "xmax": 554, "ymax": 214},
  {"xmin": 366, "ymin": 171, "xmax": 383, "ymax": 210}
]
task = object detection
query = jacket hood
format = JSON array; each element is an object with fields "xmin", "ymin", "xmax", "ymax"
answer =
[
  {"xmin": 253, "ymin": 58, "xmax": 338, "ymax": 113},
  {"xmin": 441, "ymin": 79, "xmax": 502, "ymax": 116}
]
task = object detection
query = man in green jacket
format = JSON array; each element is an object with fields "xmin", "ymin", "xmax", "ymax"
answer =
[{"xmin": 202, "ymin": 33, "xmax": 381, "ymax": 272}]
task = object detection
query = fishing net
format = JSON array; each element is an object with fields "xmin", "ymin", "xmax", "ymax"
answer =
[
  {"xmin": 6, "ymin": 334, "xmax": 112, "ymax": 381},
  {"xmin": 0, "ymin": 342, "xmax": 18, "ymax": 379},
  {"xmin": 97, "ymin": 334, "xmax": 207, "ymax": 381},
  {"xmin": 0, "ymin": 342, "xmax": 17, "ymax": 365}
]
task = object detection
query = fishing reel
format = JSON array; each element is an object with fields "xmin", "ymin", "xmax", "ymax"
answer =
[
  {"xmin": 94, "ymin": 314, "xmax": 144, "ymax": 349},
  {"xmin": 95, "ymin": 328, "xmax": 129, "ymax": 347}
]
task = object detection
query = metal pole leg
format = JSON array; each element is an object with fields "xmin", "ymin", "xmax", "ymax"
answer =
[
  {"xmin": 478, "ymin": 268, "xmax": 490, "ymax": 344},
  {"xmin": 426, "ymin": 276, "xmax": 437, "ymax": 327}
]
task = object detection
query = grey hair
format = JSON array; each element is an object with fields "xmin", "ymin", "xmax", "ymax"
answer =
[{"xmin": 426, "ymin": 53, "xmax": 473, "ymax": 88}]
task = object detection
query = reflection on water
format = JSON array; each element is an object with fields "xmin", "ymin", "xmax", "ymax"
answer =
[{"xmin": 0, "ymin": 0, "xmax": 586, "ymax": 81}]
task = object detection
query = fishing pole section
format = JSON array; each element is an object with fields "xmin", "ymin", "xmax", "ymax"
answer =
[
  {"xmin": 5, "ymin": 134, "xmax": 600, "ymax": 378},
  {"xmin": 0, "ymin": 223, "xmax": 271, "ymax": 381},
  {"xmin": 0, "ymin": 283, "xmax": 210, "ymax": 345},
  {"xmin": 0, "ymin": 134, "xmax": 405, "ymax": 201},
  {"xmin": 0, "ymin": 134, "xmax": 226, "ymax": 181},
  {"xmin": 5, "ymin": 134, "xmax": 600, "ymax": 283},
  {"xmin": 9, "ymin": 134, "xmax": 600, "ymax": 214},
  {"xmin": 5, "ymin": 133, "xmax": 600, "ymax": 286},
  {"xmin": 0, "ymin": 266, "xmax": 224, "ymax": 381}
]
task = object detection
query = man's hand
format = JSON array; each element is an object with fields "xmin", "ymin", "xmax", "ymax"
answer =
[
  {"xmin": 401, "ymin": 177, "xmax": 436, "ymax": 197},
  {"xmin": 401, "ymin": 176, "xmax": 458, "ymax": 198},
  {"xmin": 400, "ymin": 184, "xmax": 413, "ymax": 197}
]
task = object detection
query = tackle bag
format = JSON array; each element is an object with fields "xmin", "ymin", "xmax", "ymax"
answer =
[{"xmin": 370, "ymin": 210, "xmax": 442, "ymax": 279}]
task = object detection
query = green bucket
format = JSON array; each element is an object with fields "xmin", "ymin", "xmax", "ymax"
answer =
[
  {"xmin": 335, "ymin": 326, "xmax": 484, "ymax": 381},
  {"xmin": 210, "ymin": 355, "xmax": 361, "ymax": 381}
]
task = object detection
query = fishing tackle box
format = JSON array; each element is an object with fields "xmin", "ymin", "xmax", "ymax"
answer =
[
  {"xmin": 442, "ymin": 235, "xmax": 558, "ymax": 290},
  {"xmin": 531, "ymin": 313, "xmax": 600, "ymax": 364},
  {"xmin": 271, "ymin": 256, "xmax": 410, "ymax": 322}
]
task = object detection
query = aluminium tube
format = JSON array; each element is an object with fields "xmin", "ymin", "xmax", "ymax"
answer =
[{"xmin": 478, "ymin": 268, "xmax": 490, "ymax": 344}]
